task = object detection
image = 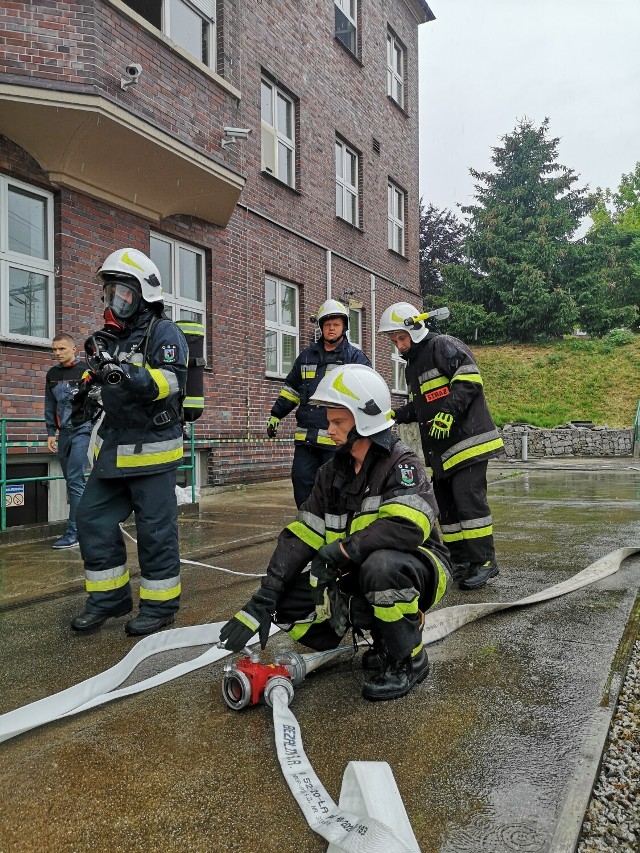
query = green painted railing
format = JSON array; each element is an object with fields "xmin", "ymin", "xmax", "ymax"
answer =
[{"xmin": 1, "ymin": 417, "xmax": 196, "ymax": 532}]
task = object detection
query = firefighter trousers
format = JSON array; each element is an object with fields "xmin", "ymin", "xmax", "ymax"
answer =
[
  {"xmin": 274, "ymin": 549, "xmax": 440, "ymax": 661},
  {"xmin": 433, "ymin": 460, "xmax": 495, "ymax": 566},
  {"xmin": 291, "ymin": 444, "xmax": 335, "ymax": 508},
  {"xmin": 76, "ymin": 469, "xmax": 181, "ymax": 617}
]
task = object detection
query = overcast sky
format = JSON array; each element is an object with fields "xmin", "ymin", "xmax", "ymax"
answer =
[{"xmin": 418, "ymin": 0, "xmax": 640, "ymax": 218}]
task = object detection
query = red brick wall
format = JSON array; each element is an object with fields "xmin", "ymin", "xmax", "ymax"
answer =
[{"xmin": 0, "ymin": 1, "xmax": 425, "ymax": 487}]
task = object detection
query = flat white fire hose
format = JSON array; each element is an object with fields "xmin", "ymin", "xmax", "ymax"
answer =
[{"xmin": 1, "ymin": 547, "xmax": 638, "ymax": 852}]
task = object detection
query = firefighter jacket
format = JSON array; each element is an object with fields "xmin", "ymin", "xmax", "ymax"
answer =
[
  {"xmin": 45, "ymin": 359, "xmax": 96, "ymax": 437},
  {"xmin": 260, "ymin": 436, "xmax": 449, "ymax": 606},
  {"xmin": 394, "ymin": 333, "xmax": 503, "ymax": 480},
  {"xmin": 270, "ymin": 338, "xmax": 370, "ymax": 448},
  {"xmin": 88, "ymin": 312, "xmax": 188, "ymax": 478}
]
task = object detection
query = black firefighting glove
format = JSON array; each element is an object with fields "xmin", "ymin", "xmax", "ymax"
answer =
[
  {"xmin": 310, "ymin": 541, "xmax": 351, "ymax": 585},
  {"xmin": 218, "ymin": 587, "xmax": 278, "ymax": 652},
  {"xmin": 266, "ymin": 416, "xmax": 280, "ymax": 438},
  {"xmin": 429, "ymin": 411, "xmax": 454, "ymax": 440}
]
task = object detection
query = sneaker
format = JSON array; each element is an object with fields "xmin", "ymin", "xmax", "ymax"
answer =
[
  {"xmin": 459, "ymin": 559, "xmax": 499, "ymax": 590},
  {"xmin": 52, "ymin": 532, "xmax": 79, "ymax": 549},
  {"xmin": 362, "ymin": 647, "xmax": 430, "ymax": 701}
]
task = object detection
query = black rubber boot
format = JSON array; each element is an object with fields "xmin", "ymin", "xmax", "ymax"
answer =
[
  {"xmin": 362, "ymin": 648, "xmax": 430, "ymax": 701},
  {"xmin": 361, "ymin": 629, "xmax": 386, "ymax": 672},
  {"xmin": 459, "ymin": 559, "xmax": 499, "ymax": 590},
  {"xmin": 71, "ymin": 601, "xmax": 132, "ymax": 632},
  {"xmin": 125, "ymin": 613, "xmax": 175, "ymax": 636},
  {"xmin": 450, "ymin": 562, "xmax": 471, "ymax": 583}
]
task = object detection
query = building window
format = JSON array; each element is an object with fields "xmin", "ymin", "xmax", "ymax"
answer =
[
  {"xmin": 265, "ymin": 275, "xmax": 299, "ymax": 377},
  {"xmin": 387, "ymin": 31, "xmax": 405, "ymax": 107},
  {"xmin": 0, "ymin": 176, "xmax": 54, "ymax": 345},
  {"xmin": 388, "ymin": 180, "xmax": 405, "ymax": 255},
  {"xmin": 123, "ymin": 0, "xmax": 215, "ymax": 68},
  {"xmin": 336, "ymin": 138, "xmax": 359, "ymax": 226},
  {"xmin": 149, "ymin": 233, "xmax": 205, "ymax": 324},
  {"xmin": 349, "ymin": 307, "xmax": 362, "ymax": 348},
  {"xmin": 335, "ymin": 0, "xmax": 357, "ymax": 54},
  {"xmin": 261, "ymin": 78, "xmax": 296, "ymax": 188},
  {"xmin": 392, "ymin": 351, "xmax": 408, "ymax": 394}
]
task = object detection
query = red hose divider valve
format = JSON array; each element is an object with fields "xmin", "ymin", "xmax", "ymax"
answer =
[{"xmin": 222, "ymin": 653, "xmax": 294, "ymax": 710}]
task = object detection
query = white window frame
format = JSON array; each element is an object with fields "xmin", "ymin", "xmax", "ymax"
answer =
[
  {"xmin": 348, "ymin": 307, "xmax": 362, "ymax": 348},
  {"xmin": 336, "ymin": 139, "xmax": 359, "ymax": 227},
  {"xmin": 265, "ymin": 275, "xmax": 299, "ymax": 378},
  {"xmin": 335, "ymin": 0, "xmax": 357, "ymax": 54},
  {"xmin": 261, "ymin": 78, "xmax": 296, "ymax": 188},
  {"xmin": 149, "ymin": 233, "xmax": 206, "ymax": 326},
  {"xmin": 0, "ymin": 175, "xmax": 55, "ymax": 346},
  {"xmin": 124, "ymin": 0, "xmax": 216, "ymax": 69},
  {"xmin": 387, "ymin": 31, "xmax": 405, "ymax": 107},
  {"xmin": 392, "ymin": 351, "xmax": 408, "ymax": 394},
  {"xmin": 388, "ymin": 180, "xmax": 405, "ymax": 255}
]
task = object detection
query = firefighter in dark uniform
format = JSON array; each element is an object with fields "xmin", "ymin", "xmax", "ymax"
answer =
[
  {"xmin": 378, "ymin": 302, "xmax": 503, "ymax": 590},
  {"xmin": 222, "ymin": 365, "xmax": 450, "ymax": 702},
  {"xmin": 70, "ymin": 248, "xmax": 188, "ymax": 636},
  {"xmin": 266, "ymin": 299, "xmax": 370, "ymax": 508}
]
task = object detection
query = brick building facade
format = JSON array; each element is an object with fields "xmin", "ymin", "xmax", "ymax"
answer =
[{"xmin": 0, "ymin": 0, "xmax": 433, "ymax": 524}]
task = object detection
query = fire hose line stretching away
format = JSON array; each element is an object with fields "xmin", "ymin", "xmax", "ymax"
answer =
[{"xmin": 0, "ymin": 548, "xmax": 638, "ymax": 851}]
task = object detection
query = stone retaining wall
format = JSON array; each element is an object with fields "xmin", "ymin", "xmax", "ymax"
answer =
[
  {"xmin": 499, "ymin": 426, "xmax": 634, "ymax": 458},
  {"xmin": 398, "ymin": 422, "xmax": 635, "ymax": 460}
]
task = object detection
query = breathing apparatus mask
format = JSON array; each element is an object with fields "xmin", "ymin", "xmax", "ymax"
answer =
[{"xmin": 102, "ymin": 276, "xmax": 142, "ymax": 332}]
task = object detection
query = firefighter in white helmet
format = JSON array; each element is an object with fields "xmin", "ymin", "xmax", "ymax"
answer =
[
  {"xmin": 222, "ymin": 365, "xmax": 451, "ymax": 702},
  {"xmin": 378, "ymin": 302, "xmax": 503, "ymax": 590},
  {"xmin": 70, "ymin": 248, "xmax": 189, "ymax": 637},
  {"xmin": 266, "ymin": 298, "xmax": 370, "ymax": 507}
]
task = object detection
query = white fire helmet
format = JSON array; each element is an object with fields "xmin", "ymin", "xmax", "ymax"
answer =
[
  {"xmin": 317, "ymin": 298, "xmax": 349, "ymax": 331},
  {"xmin": 378, "ymin": 301, "xmax": 428, "ymax": 343},
  {"xmin": 97, "ymin": 248, "xmax": 163, "ymax": 306},
  {"xmin": 308, "ymin": 365, "xmax": 394, "ymax": 437}
]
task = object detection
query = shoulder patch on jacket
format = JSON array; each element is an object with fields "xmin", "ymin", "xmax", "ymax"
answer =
[
  {"xmin": 161, "ymin": 344, "xmax": 177, "ymax": 363},
  {"xmin": 396, "ymin": 463, "xmax": 417, "ymax": 487}
]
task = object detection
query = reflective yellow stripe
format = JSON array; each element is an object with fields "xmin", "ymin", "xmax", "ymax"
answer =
[
  {"xmin": 286, "ymin": 520, "xmax": 325, "ymax": 550},
  {"xmin": 442, "ymin": 437, "xmax": 504, "ymax": 471},
  {"xmin": 373, "ymin": 597, "xmax": 419, "ymax": 623},
  {"xmin": 86, "ymin": 570, "xmax": 130, "ymax": 593},
  {"xmin": 183, "ymin": 396, "xmax": 204, "ymax": 408},
  {"xmin": 418, "ymin": 547, "xmax": 448, "ymax": 605},
  {"xmin": 420, "ymin": 376, "xmax": 449, "ymax": 393},
  {"xmin": 288, "ymin": 621, "xmax": 315, "ymax": 642},
  {"xmin": 451, "ymin": 372, "xmax": 483, "ymax": 385},
  {"xmin": 232, "ymin": 610, "xmax": 260, "ymax": 632},
  {"xmin": 442, "ymin": 530, "xmax": 464, "ymax": 543},
  {"xmin": 280, "ymin": 388, "xmax": 300, "ymax": 403},
  {"xmin": 379, "ymin": 502, "xmax": 431, "ymax": 540},
  {"xmin": 140, "ymin": 582, "xmax": 181, "ymax": 602},
  {"xmin": 462, "ymin": 524, "xmax": 493, "ymax": 540},
  {"xmin": 117, "ymin": 446, "xmax": 184, "ymax": 468},
  {"xmin": 325, "ymin": 531, "xmax": 346, "ymax": 544},
  {"xmin": 148, "ymin": 367, "xmax": 170, "ymax": 400},
  {"xmin": 317, "ymin": 435, "xmax": 337, "ymax": 446},
  {"xmin": 348, "ymin": 512, "xmax": 378, "ymax": 533}
]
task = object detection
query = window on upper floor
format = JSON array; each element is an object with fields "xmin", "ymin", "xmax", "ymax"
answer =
[
  {"xmin": 150, "ymin": 233, "xmax": 206, "ymax": 326},
  {"xmin": 265, "ymin": 275, "xmax": 299, "ymax": 377},
  {"xmin": 388, "ymin": 180, "xmax": 406, "ymax": 255},
  {"xmin": 387, "ymin": 30, "xmax": 405, "ymax": 108},
  {"xmin": 348, "ymin": 307, "xmax": 362, "ymax": 348},
  {"xmin": 0, "ymin": 176, "xmax": 54, "ymax": 345},
  {"xmin": 336, "ymin": 138, "xmax": 359, "ymax": 227},
  {"xmin": 261, "ymin": 77, "xmax": 296, "ymax": 188},
  {"xmin": 123, "ymin": 0, "xmax": 216, "ymax": 68},
  {"xmin": 335, "ymin": 0, "xmax": 357, "ymax": 55}
]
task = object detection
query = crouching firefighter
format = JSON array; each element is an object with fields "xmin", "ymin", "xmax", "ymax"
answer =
[
  {"xmin": 220, "ymin": 365, "xmax": 451, "ymax": 701},
  {"xmin": 70, "ymin": 248, "xmax": 188, "ymax": 637}
]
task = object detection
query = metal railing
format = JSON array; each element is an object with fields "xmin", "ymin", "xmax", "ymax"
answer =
[
  {"xmin": 634, "ymin": 401, "xmax": 640, "ymax": 457},
  {"xmin": 1, "ymin": 417, "xmax": 197, "ymax": 532}
]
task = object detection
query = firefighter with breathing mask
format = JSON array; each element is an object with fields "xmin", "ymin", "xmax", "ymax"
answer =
[
  {"xmin": 378, "ymin": 302, "xmax": 503, "ymax": 590},
  {"xmin": 221, "ymin": 364, "xmax": 450, "ymax": 701},
  {"xmin": 266, "ymin": 299, "xmax": 370, "ymax": 508},
  {"xmin": 70, "ymin": 248, "xmax": 188, "ymax": 636}
]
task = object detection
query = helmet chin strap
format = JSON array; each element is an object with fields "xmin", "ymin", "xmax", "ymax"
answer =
[{"xmin": 336, "ymin": 426, "xmax": 361, "ymax": 455}]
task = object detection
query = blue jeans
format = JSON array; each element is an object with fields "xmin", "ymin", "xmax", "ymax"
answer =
[{"xmin": 57, "ymin": 430, "xmax": 90, "ymax": 535}]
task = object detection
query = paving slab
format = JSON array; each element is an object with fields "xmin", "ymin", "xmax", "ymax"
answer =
[{"xmin": 0, "ymin": 461, "xmax": 638, "ymax": 853}]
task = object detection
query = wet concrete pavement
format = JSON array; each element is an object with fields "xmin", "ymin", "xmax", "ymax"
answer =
[{"xmin": 0, "ymin": 458, "xmax": 639, "ymax": 853}]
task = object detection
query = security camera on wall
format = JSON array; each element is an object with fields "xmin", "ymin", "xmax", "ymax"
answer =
[{"xmin": 121, "ymin": 63, "xmax": 142, "ymax": 90}]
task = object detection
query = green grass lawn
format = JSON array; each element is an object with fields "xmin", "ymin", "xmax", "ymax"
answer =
[{"xmin": 474, "ymin": 334, "xmax": 640, "ymax": 428}]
